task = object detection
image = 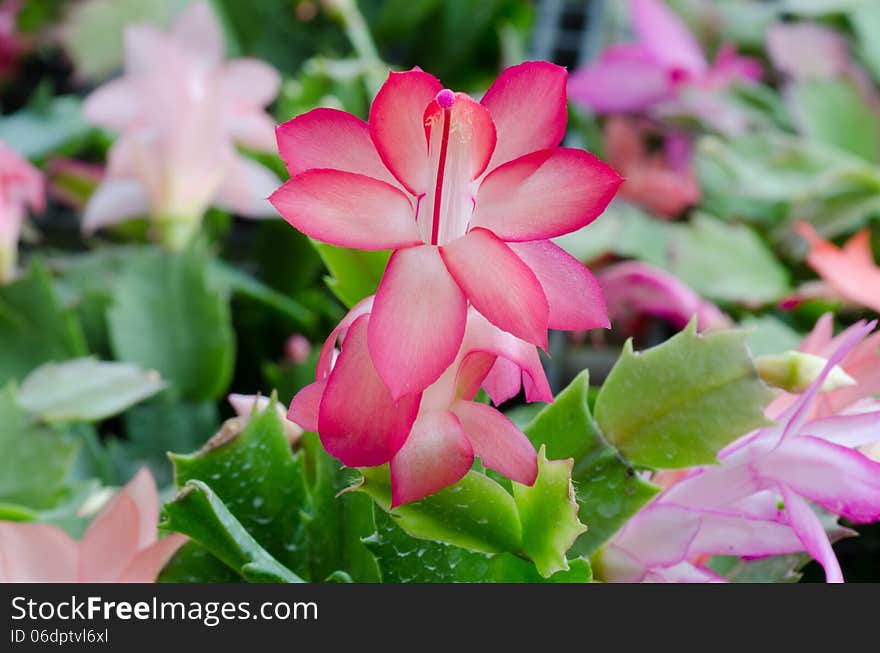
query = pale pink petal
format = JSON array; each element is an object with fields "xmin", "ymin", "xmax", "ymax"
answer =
[
  {"xmin": 123, "ymin": 25, "xmax": 168, "ymax": 76},
  {"xmin": 171, "ymin": 1, "xmax": 225, "ymax": 67},
  {"xmin": 568, "ymin": 45, "xmax": 672, "ymax": 113},
  {"xmin": 779, "ymin": 485, "xmax": 843, "ymax": 583},
  {"xmin": 269, "ymin": 170, "xmax": 421, "ymax": 250},
  {"xmin": 451, "ymin": 400, "xmax": 538, "ymax": 485},
  {"xmin": 214, "ymin": 155, "xmax": 280, "ymax": 218},
  {"xmin": 799, "ymin": 312, "xmax": 835, "ymax": 355},
  {"xmin": 763, "ymin": 436, "xmax": 880, "ymax": 523},
  {"xmin": 288, "ymin": 379, "xmax": 326, "ymax": 432},
  {"xmin": 79, "ymin": 492, "xmax": 141, "ymax": 581},
  {"xmin": 645, "ymin": 561, "xmax": 724, "ymax": 583},
  {"xmin": 221, "ymin": 59, "xmax": 280, "ymax": 108},
  {"xmin": 450, "ymin": 351, "xmax": 497, "ymax": 401},
  {"xmin": 471, "ymin": 148, "xmax": 622, "ymax": 241},
  {"xmin": 82, "ymin": 179, "xmax": 151, "ymax": 234},
  {"xmin": 802, "ymin": 411, "xmax": 880, "ymax": 449},
  {"xmin": 82, "ymin": 78, "xmax": 141, "ymax": 131},
  {"xmin": 480, "ymin": 61, "xmax": 567, "ymax": 170},
  {"xmin": 0, "ymin": 522, "xmax": 78, "ymax": 582},
  {"xmin": 117, "ymin": 468, "xmax": 160, "ymax": 549},
  {"xmin": 766, "ymin": 22, "xmax": 851, "ymax": 80},
  {"xmin": 441, "ymin": 228, "xmax": 549, "ymax": 349},
  {"xmin": 369, "ymin": 245, "xmax": 467, "ymax": 398},
  {"xmin": 424, "ymin": 92, "xmax": 496, "ymax": 181},
  {"xmin": 369, "ymin": 69, "xmax": 442, "ymax": 195},
  {"xmin": 227, "ymin": 111, "xmax": 278, "ymax": 152},
  {"xmin": 276, "ymin": 108, "xmax": 398, "ymax": 185},
  {"xmin": 630, "ymin": 0, "xmax": 708, "ymax": 75},
  {"xmin": 509, "ymin": 240, "xmax": 610, "ymax": 330},
  {"xmin": 318, "ymin": 316, "xmax": 420, "ymax": 467},
  {"xmin": 462, "ymin": 308, "xmax": 553, "ymax": 403},
  {"xmin": 118, "ymin": 534, "xmax": 187, "ymax": 582},
  {"xmin": 389, "ymin": 410, "xmax": 474, "ymax": 506}
]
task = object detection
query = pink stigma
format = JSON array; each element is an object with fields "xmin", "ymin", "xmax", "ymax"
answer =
[{"xmin": 436, "ymin": 89, "xmax": 456, "ymax": 109}]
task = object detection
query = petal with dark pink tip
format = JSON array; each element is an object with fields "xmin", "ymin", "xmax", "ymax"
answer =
[
  {"xmin": 318, "ymin": 316, "xmax": 420, "ymax": 467},
  {"xmin": 269, "ymin": 170, "xmax": 421, "ymax": 250},
  {"xmin": 441, "ymin": 229, "xmax": 549, "ymax": 349},
  {"xmin": 451, "ymin": 400, "xmax": 538, "ymax": 485},
  {"xmin": 509, "ymin": 240, "xmax": 610, "ymax": 330},
  {"xmin": 369, "ymin": 69, "xmax": 442, "ymax": 195},
  {"xmin": 389, "ymin": 410, "xmax": 474, "ymax": 506},
  {"xmin": 480, "ymin": 61, "xmax": 568, "ymax": 170},
  {"xmin": 369, "ymin": 245, "xmax": 467, "ymax": 398},
  {"xmin": 276, "ymin": 108, "xmax": 398, "ymax": 185},
  {"xmin": 471, "ymin": 148, "xmax": 622, "ymax": 241},
  {"xmin": 288, "ymin": 379, "xmax": 326, "ymax": 432}
]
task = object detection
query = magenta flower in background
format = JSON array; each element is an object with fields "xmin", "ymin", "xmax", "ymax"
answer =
[
  {"xmin": 289, "ymin": 298, "xmax": 547, "ymax": 505},
  {"xmin": 0, "ymin": 469, "xmax": 185, "ymax": 582},
  {"xmin": 598, "ymin": 260, "xmax": 730, "ymax": 332},
  {"xmin": 0, "ymin": 0, "xmax": 24, "ymax": 78},
  {"xmin": 599, "ymin": 321, "xmax": 880, "ymax": 583},
  {"xmin": 82, "ymin": 1, "xmax": 281, "ymax": 246},
  {"xmin": 0, "ymin": 141, "xmax": 44, "ymax": 283},
  {"xmin": 272, "ymin": 61, "xmax": 619, "ymax": 398},
  {"xmin": 569, "ymin": 0, "xmax": 761, "ymax": 134}
]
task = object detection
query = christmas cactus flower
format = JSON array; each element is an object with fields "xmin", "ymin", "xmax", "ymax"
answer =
[
  {"xmin": 82, "ymin": 1, "xmax": 281, "ymax": 249},
  {"xmin": 795, "ymin": 222, "xmax": 880, "ymax": 314},
  {"xmin": 271, "ymin": 61, "xmax": 618, "ymax": 398},
  {"xmin": 0, "ymin": 469, "xmax": 185, "ymax": 582},
  {"xmin": 569, "ymin": 0, "xmax": 761, "ymax": 133},
  {"xmin": 766, "ymin": 22, "xmax": 853, "ymax": 82},
  {"xmin": 0, "ymin": 141, "xmax": 44, "ymax": 283},
  {"xmin": 598, "ymin": 321, "xmax": 880, "ymax": 583},
  {"xmin": 602, "ymin": 117, "xmax": 700, "ymax": 217},
  {"xmin": 598, "ymin": 260, "xmax": 730, "ymax": 332},
  {"xmin": 228, "ymin": 393, "xmax": 303, "ymax": 445},
  {"xmin": 289, "ymin": 298, "xmax": 547, "ymax": 505}
]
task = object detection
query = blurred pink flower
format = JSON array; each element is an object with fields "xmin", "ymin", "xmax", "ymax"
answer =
[
  {"xmin": 289, "ymin": 298, "xmax": 545, "ymax": 506},
  {"xmin": 0, "ymin": 141, "xmax": 44, "ymax": 283},
  {"xmin": 228, "ymin": 393, "xmax": 303, "ymax": 445},
  {"xmin": 0, "ymin": 0, "xmax": 23, "ymax": 77},
  {"xmin": 569, "ymin": 0, "xmax": 760, "ymax": 134},
  {"xmin": 0, "ymin": 469, "xmax": 185, "ymax": 582},
  {"xmin": 272, "ymin": 62, "xmax": 617, "ymax": 398},
  {"xmin": 604, "ymin": 117, "xmax": 700, "ymax": 217},
  {"xmin": 598, "ymin": 260, "xmax": 730, "ymax": 332},
  {"xmin": 766, "ymin": 22, "xmax": 852, "ymax": 81},
  {"xmin": 284, "ymin": 334, "xmax": 312, "ymax": 364},
  {"xmin": 599, "ymin": 321, "xmax": 880, "ymax": 583},
  {"xmin": 82, "ymin": 1, "xmax": 281, "ymax": 245},
  {"xmin": 795, "ymin": 222, "xmax": 880, "ymax": 315}
]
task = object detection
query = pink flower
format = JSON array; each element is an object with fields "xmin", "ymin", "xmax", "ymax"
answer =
[
  {"xmin": 767, "ymin": 314, "xmax": 880, "ymax": 421},
  {"xmin": 766, "ymin": 22, "xmax": 852, "ymax": 81},
  {"xmin": 0, "ymin": 469, "xmax": 185, "ymax": 582},
  {"xmin": 603, "ymin": 117, "xmax": 700, "ymax": 218},
  {"xmin": 284, "ymin": 334, "xmax": 312, "ymax": 364},
  {"xmin": 0, "ymin": 0, "xmax": 24, "ymax": 78},
  {"xmin": 569, "ymin": 0, "xmax": 760, "ymax": 133},
  {"xmin": 271, "ymin": 61, "xmax": 619, "ymax": 398},
  {"xmin": 599, "ymin": 321, "xmax": 880, "ymax": 583},
  {"xmin": 228, "ymin": 393, "xmax": 303, "ymax": 445},
  {"xmin": 0, "ymin": 141, "xmax": 44, "ymax": 283},
  {"xmin": 598, "ymin": 261, "xmax": 731, "ymax": 332},
  {"xmin": 82, "ymin": 2, "xmax": 281, "ymax": 245},
  {"xmin": 795, "ymin": 222, "xmax": 880, "ymax": 315},
  {"xmin": 289, "ymin": 298, "xmax": 546, "ymax": 506}
]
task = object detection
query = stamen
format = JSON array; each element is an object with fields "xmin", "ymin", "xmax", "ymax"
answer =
[{"xmin": 436, "ymin": 88, "xmax": 456, "ymax": 109}]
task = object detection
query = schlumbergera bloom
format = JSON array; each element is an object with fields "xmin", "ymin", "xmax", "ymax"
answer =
[
  {"xmin": 271, "ymin": 62, "xmax": 619, "ymax": 398},
  {"xmin": 0, "ymin": 141, "xmax": 44, "ymax": 283},
  {"xmin": 598, "ymin": 260, "xmax": 730, "ymax": 332},
  {"xmin": 289, "ymin": 297, "xmax": 548, "ymax": 505},
  {"xmin": 597, "ymin": 321, "xmax": 880, "ymax": 583},
  {"xmin": 82, "ymin": 1, "xmax": 281, "ymax": 249},
  {"xmin": 791, "ymin": 222, "xmax": 880, "ymax": 315},
  {"xmin": 569, "ymin": 0, "xmax": 761, "ymax": 134},
  {"xmin": 603, "ymin": 117, "xmax": 700, "ymax": 218},
  {"xmin": 0, "ymin": 469, "xmax": 185, "ymax": 582}
]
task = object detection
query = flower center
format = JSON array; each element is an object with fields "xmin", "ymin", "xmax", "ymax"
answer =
[{"xmin": 430, "ymin": 90, "xmax": 455, "ymax": 246}]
